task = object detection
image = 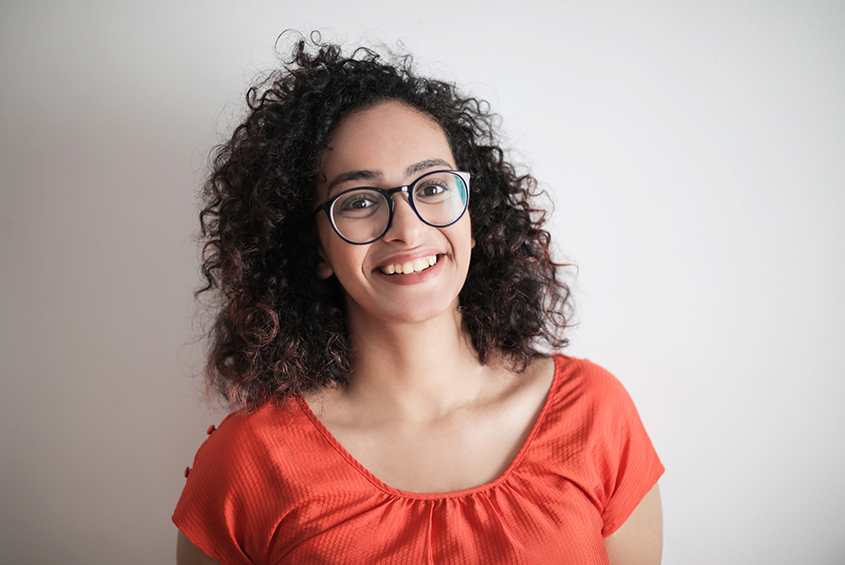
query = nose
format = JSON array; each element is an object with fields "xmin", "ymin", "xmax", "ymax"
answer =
[{"xmin": 382, "ymin": 193, "xmax": 426, "ymax": 244}]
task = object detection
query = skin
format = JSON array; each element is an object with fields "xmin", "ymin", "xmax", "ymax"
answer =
[
  {"xmin": 605, "ymin": 485, "xmax": 663, "ymax": 565},
  {"xmin": 310, "ymin": 101, "xmax": 553, "ymax": 493},
  {"xmin": 314, "ymin": 101, "xmax": 475, "ymax": 327},
  {"xmin": 177, "ymin": 531, "xmax": 219, "ymax": 565},
  {"xmin": 176, "ymin": 100, "xmax": 662, "ymax": 564}
]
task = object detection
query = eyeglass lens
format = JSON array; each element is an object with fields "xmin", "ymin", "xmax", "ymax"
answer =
[{"xmin": 330, "ymin": 172, "xmax": 468, "ymax": 244}]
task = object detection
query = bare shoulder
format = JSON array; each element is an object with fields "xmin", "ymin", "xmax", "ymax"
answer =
[
  {"xmin": 483, "ymin": 354, "xmax": 556, "ymax": 420},
  {"xmin": 176, "ymin": 531, "xmax": 220, "ymax": 565},
  {"xmin": 302, "ymin": 381, "xmax": 346, "ymax": 421},
  {"xmin": 509, "ymin": 354, "xmax": 556, "ymax": 400},
  {"xmin": 525, "ymin": 354, "xmax": 556, "ymax": 384}
]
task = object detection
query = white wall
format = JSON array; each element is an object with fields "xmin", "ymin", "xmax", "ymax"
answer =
[{"xmin": 1, "ymin": 1, "xmax": 843, "ymax": 563}]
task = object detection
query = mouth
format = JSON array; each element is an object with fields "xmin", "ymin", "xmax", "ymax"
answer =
[{"xmin": 379, "ymin": 254, "xmax": 439, "ymax": 275}]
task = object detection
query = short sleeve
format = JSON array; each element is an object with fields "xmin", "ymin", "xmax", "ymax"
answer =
[
  {"xmin": 588, "ymin": 366, "xmax": 664, "ymax": 537},
  {"xmin": 173, "ymin": 413, "xmax": 276, "ymax": 565}
]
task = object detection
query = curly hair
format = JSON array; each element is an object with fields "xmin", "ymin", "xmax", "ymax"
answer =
[{"xmin": 198, "ymin": 34, "xmax": 573, "ymax": 411}]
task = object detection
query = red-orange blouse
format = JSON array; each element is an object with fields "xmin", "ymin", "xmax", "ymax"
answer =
[{"xmin": 174, "ymin": 355, "xmax": 663, "ymax": 564}]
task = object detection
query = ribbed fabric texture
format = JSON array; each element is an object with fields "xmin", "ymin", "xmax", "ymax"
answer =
[{"xmin": 173, "ymin": 355, "xmax": 664, "ymax": 564}]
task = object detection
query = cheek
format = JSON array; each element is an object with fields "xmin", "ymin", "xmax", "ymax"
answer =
[
  {"xmin": 449, "ymin": 221, "xmax": 474, "ymax": 281},
  {"xmin": 455, "ymin": 217, "xmax": 474, "ymax": 254},
  {"xmin": 319, "ymin": 236, "xmax": 371, "ymax": 287}
]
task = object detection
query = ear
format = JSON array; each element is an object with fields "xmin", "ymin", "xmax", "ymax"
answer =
[{"xmin": 315, "ymin": 244, "xmax": 334, "ymax": 279}]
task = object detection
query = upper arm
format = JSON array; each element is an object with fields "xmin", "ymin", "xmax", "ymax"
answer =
[
  {"xmin": 177, "ymin": 530, "xmax": 221, "ymax": 565},
  {"xmin": 603, "ymin": 484, "xmax": 663, "ymax": 565}
]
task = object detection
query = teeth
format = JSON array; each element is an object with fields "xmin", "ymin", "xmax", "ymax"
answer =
[{"xmin": 380, "ymin": 255, "xmax": 439, "ymax": 275}]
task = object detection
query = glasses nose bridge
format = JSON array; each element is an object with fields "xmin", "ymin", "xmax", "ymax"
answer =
[
  {"xmin": 382, "ymin": 184, "xmax": 426, "ymax": 235},
  {"xmin": 385, "ymin": 184, "xmax": 411, "ymax": 203},
  {"xmin": 384, "ymin": 184, "xmax": 417, "ymax": 216}
]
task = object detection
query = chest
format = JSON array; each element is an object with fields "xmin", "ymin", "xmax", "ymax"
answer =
[
  {"xmin": 271, "ymin": 468, "xmax": 608, "ymax": 565},
  {"xmin": 328, "ymin": 409, "xmax": 536, "ymax": 493},
  {"xmin": 305, "ymin": 358, "xmax": 557, "ymax": 494}
]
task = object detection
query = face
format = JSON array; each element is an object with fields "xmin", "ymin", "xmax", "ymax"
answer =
[{"xmin": 315, "ymin": 100, "xmax": 473, "ymax": 326}]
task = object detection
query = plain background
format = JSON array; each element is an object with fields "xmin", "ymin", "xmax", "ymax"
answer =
[{"xmin": 1, "ymin": 1, "xmax": 843, "ymax": 563}]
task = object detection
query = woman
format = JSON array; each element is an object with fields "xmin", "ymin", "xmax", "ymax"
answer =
[{"xmin": 174, "ymin": 36, "xmax": 663, "ymax": 564}]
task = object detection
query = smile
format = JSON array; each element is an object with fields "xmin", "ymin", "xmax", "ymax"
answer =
[{"xmin": 379, "ymin": 255, "xmax": 439, "ymax": 275}]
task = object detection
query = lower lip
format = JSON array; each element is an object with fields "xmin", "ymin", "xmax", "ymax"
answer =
[{"xmin": 375, "ymin": 257, "xmax": 443, "ymax": 286}]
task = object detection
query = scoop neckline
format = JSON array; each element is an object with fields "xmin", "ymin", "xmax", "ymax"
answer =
[{"xmin": 298, "ymin": 354, "xmax": 564, "ymax": 501}]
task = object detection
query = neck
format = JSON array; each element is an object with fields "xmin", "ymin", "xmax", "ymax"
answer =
[{"xmin": 342, "ymin": 301, "xmax": 497, "ymax": 422}]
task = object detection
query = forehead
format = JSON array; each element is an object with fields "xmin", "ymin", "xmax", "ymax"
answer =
[{"xmin": 320, "ymin": 101, "xmax": 454, "ymax": 184}]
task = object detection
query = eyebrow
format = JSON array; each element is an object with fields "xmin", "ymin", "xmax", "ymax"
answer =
[
  {"xmin": 405, "ymin": 159, "xmax": 453, "ymax": 176},
  {"xmin": 325, "ymin": 158, "xmax": 454, "ymax": 195}
]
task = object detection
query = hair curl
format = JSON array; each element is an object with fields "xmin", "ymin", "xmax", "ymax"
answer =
[{"xmin": 198, "ymin": 34, "xmax": 572, "ymax": 410}]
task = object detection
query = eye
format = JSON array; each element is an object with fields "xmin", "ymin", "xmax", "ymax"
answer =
[
  {"xmin": 415, "ymin": 181, "xmax": 451, "ymax": 202},
  {"xmin": 334, "ymin": 190, "xmax": 383, "ymax": 217},
  {"xmin": 420, "ymin": 183, "xmax": 446, "ymax": 196},
  {"xmin": 341, "ymin": 195, "xmax": 376, "ymax": 210}
]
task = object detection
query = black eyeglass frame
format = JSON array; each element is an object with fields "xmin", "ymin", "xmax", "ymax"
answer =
[{"xmin": 315, "ymin": 170, "xmax": 471, "ymax": 245}]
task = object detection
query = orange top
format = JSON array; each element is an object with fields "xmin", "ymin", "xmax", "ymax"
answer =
[{"xmin": 173, "ymin": 356, "xmax": 663, "ymax": 564}]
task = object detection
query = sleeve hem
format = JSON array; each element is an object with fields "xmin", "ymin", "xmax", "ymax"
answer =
[
  {"xmin": 173, "ymin": 513, "xmax": 250, "ymax": 565},
  {"xmin": 600, "ymin": 462, "xmax": 664, "ymax": 538}
]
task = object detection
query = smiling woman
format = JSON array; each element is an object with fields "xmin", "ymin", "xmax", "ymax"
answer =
[
  {"xmin": 174, "ymin": 34, "xmax": 663, "ymax": 565},
  {"xmin": 313, "ymin": 101, "xmax": 474, "ymax": 325}
]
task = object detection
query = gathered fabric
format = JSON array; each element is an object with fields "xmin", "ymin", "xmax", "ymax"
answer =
[{"xmin": 173, "ymin": 355, "xmax": 664, "ymax": 564}]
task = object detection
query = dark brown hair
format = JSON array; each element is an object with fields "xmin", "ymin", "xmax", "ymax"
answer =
[{"xmin": 198, "ymin": 34, "xmax": 572, "ymax": 410}]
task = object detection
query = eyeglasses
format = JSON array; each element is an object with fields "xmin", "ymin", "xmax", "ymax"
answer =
[{"xmin": 316, "ymin": 170, "xmax": 470, "ymax": 245}]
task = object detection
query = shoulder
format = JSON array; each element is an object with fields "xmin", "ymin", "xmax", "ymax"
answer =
[
  {"xmin": 173, "ymin": 400, "xmax": 317, "ymax": 565},
  {"xmin": 539, "ymin": 355, "xmax": 632, "ymax": 436},
  {"xmin": 550, "ymin": 354, "xmax": 635, "ymax": 411},
  {"xmin": 175, "ymin": 399, "xmax": 319, "ymax": 524},
  {"xmin": 546, "ymin": 355, "xmax": 664, "ymax": 535},
  {"xmin": 190, "ymin": 401, "xmax": 303, "ymax": 473},
  {"xmin": 542, "ymin": 354, "xmax": 661, "ymax": 479},
  {"xmin": 547, "ymin": 354, "xmax": 654, "ymax": 445}
]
